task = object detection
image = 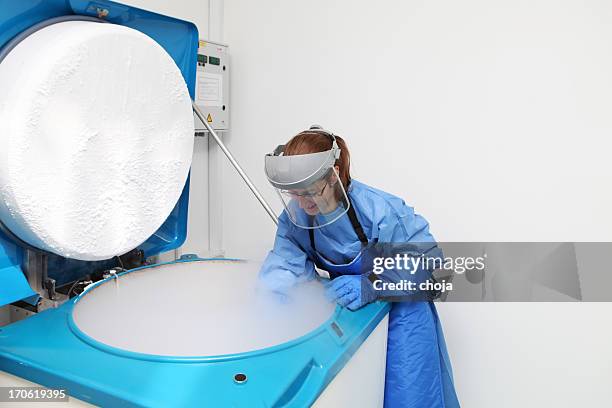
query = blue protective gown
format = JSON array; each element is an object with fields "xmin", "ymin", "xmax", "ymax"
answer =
[{"xmin": 260, "ymin": 179, "xmax": 460, "ymax": 408}]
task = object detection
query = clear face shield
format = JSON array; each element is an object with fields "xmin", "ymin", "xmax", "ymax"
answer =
[
  {"xmin": 276, "ymin": 166, "xmax": 350, "ymax": 229},
  {"xmin": 265, "ymin": 128, "xmax": 350, "ymax": 229}
]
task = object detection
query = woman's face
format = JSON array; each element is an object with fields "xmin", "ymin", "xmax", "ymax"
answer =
[{"xmin": 291, "ymin": 167, "xmax": 340, "ymax": 216}]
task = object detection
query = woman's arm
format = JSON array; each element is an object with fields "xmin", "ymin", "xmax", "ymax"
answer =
[
  {"xmin": 259, "ymin": 212, "xmax": 315, "ymax": 295},
  {"xmin": 325, "ymin": 197, "xmax": 442, "ymax": 309},
  {"xmin": 371, "ymin": 199, "xmax": 443, "ymax": 300}
]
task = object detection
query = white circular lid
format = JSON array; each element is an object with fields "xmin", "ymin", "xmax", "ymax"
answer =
[{"xmin": 0, "ymin": 21, "xmax": 194, "ymax": 260}]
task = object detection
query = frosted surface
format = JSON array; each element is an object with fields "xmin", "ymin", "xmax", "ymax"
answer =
[
  {"xmin": 0, "ymin": 21, "xmax": 194, "ymax": 260},
  {"xmin": 72, "ymin": 261, "xmax": 336, "ymax": 356}
]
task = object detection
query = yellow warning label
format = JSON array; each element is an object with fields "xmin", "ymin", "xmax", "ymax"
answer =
[
  {"xmin": 199, "ymin": 40, "xmax": 206, "ymax": 47},
  {"xmin": 207, "ymin": 114, "xmax": 213, "ymax": 123}
]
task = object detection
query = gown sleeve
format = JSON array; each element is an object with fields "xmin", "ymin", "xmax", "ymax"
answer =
[
  {"xmin": 258, "ymin": 212, "xmax": 316, "ymax": 295},
  {"xmin": 366, "ymin": 195, "xmax": 443, "ymax": 300}
]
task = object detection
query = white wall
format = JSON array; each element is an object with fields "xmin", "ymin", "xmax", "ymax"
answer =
[
  {"xmin": 119, "ymin": 0, "xmax": 209, "ymax": 33},
  {"xmin": 222, "ymin": 1, "xmax": 612, "ymax": 407}
]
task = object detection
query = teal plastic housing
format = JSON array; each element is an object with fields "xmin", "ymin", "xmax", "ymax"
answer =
[
  {"xmin": 0, "ymin": 0, "xmax": 198, "ymax": 305},
  {"xmin": 0, "ymin": 259, "xmax": 391, "ymax": 407}
]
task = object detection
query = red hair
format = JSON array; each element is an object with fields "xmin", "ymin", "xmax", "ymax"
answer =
[{"xmin": 283, "ymin": 131, "xmax": 351, "ymax": 189}]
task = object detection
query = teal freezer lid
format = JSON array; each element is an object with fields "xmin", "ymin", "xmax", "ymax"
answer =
[
  {"xmin": 0, "ymin": 0, "xmax": 198, "ymax": 304},
  {"xmin": 0, "ymin": 230, "xmax": 36, "ymax": 307},
  {"xmin": 0, "ymin": 267, "xmax": 37, "ymax": 307}
]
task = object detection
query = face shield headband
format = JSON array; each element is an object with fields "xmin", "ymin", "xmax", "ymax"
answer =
[{"xmin": 264, "ymin": 125, "xmax": 350, "ymax": 229}]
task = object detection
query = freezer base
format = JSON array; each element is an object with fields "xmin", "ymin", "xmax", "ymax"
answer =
[
  {"xmin": 0, "ymin": 259, "xmax": 390, "ymax": 407},
  {"xmin": 0, "ymin": 316, "xmax": 389, "ymax": 407}
]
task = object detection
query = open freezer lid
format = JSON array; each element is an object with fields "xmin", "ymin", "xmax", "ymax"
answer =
[{"xmin": 0, "ymin": 0, "xmax": 199, "ymax": 306}]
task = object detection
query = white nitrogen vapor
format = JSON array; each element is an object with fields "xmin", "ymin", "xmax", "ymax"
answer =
[{"xmin": 72, "ymin": 261, "xmax": 336, "ymax": 356}]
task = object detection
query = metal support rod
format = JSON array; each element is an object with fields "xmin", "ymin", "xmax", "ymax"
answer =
[{"xmin": 192, "ymin": 101, "xmax": 279, "ymax": 225}]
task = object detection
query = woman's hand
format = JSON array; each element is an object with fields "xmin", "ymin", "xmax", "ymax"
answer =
[{"xmin": 324, "ymin": 275, "xmax": 376, "ymax": 311}]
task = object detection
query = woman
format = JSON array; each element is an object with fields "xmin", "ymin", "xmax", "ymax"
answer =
[{"xmin": 260, "ymin": 125, "xmax": 460, "ymax": 408}]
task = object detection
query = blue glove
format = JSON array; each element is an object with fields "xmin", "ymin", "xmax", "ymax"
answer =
[{"xmin": 324, "ymin": 275, "xmax": 376, "ymax": 311}]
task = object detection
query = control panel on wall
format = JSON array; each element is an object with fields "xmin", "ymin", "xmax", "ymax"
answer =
[{"xmin": 194, "ymin": 40, "xmax": 229, "ymax": 133}]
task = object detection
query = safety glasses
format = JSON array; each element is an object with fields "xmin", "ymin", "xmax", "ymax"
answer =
[{"xmin": 281, "ymin": 181, "xmax": 329, "ymax": 199}]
